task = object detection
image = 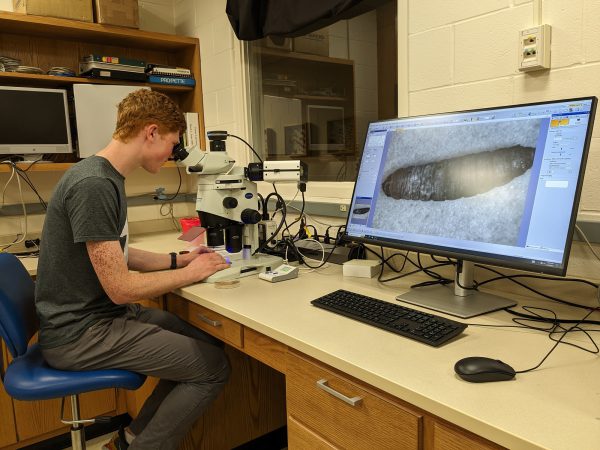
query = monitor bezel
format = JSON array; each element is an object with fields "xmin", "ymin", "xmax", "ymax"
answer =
[
  {"xmin": 0, "ymin": 85, "xmax": 73, "ymax": 155},
  {"xmin": 343, "ymin": 96, "xmax": 598, "ymax": 277}
]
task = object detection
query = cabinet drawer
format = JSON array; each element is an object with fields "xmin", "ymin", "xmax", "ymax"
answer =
[
  {"xmin": 168, "ymin": 296, "xmax": 243, "ymax": 348},
  {"xmin": 288, "ymin": 416, "xmax": 338, "ymax": 449},
  {"xmin": 425, "ymin": 418, "xmax": 505, "ymax": 450},
  {"xmin": 244, "ymin": 327, "xmax": 287, "ymax": 373},
  {"xmin": 287, "ymin": 352, "xmax": 421, "ymax": 450}
]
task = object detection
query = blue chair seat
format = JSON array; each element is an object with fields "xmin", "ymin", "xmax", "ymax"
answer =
[{"xmin": 4, "ymin": 343, "xmax": 146, "ymax": 401}]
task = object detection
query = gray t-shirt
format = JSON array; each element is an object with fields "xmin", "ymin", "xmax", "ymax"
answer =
[{"xmin": 36, "ymin": 156, "xmax": 128, "ymax": 349}]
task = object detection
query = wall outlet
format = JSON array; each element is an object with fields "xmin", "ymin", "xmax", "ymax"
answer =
[
  {"xmin": 339, "ymin": 204, "xmax": 348, "ymax": 212},
  {"xmin": 518, "ymin": 25, "xmax": 551, "ymax": 72}
]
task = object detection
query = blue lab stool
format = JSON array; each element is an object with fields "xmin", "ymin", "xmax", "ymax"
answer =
[{"xmin": 0, "ymin": 253, "xmax": 145, "ymax": 450}]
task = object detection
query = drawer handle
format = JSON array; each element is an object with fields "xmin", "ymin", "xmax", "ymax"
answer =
[
  {"xmin": 196, "ymin": 313, "xmax": 222, "ymax": 327},
  {"xmin": 316, "ymin": 379, "xmax": 363, "ymax": 407}
]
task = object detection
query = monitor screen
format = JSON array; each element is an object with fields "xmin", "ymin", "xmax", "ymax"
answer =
[
  {"xmin": 345, "ymin": 98, "xmax": 597, "ymax": 277},
  {"xmin": 0, "ymin": 86, "xmax": 72, "ymax": 155}
]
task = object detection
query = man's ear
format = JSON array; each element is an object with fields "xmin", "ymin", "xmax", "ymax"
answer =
[{"xmin": 146, "ymin": 124, "xmax": 159, "ymax": 140}]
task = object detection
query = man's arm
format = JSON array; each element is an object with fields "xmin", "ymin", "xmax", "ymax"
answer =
[
  {"xmin": 127, "ymin": 246, "xmax": 213, "ymax": 272},
  {"xmin": 87, "ymin": 241, "xmax": 229, "ymax": 304},
  {"xmin": 127, "ymin": 247, "xmax": 172, "ymax": 272}
]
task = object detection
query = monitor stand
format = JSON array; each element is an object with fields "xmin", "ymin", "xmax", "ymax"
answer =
[{"xmin": 397, "ymin": 260, "xmax": 516, "ymax": 319}]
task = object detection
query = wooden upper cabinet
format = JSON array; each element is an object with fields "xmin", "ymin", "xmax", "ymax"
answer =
[{"xmin": 0, "ymin": 11, "xmax": 205, "ymax": 170}]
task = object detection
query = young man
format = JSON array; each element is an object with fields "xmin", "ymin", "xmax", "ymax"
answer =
[{"xmin": 35, "ymin": 90, "xmax": 231, "ymax": 450}]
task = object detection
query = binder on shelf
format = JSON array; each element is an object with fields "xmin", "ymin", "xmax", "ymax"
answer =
[
  {"xmin": 79, "ymin": 61, "xmax": 146, "ymax": 74},
  {"xmin": 146, "ymin": 64, "xmax": 192, "ymax": 77},
  {"xmin": 80, "ymin": 68, "xmax": 147, "ymax": 82},
  {"xmin": 147, "ymin": 75, "xmax": 196, "ymax": 87},
  {"xmin": 183, "ymin": 112, "xmax": 200, "ymax": 149},
  {"xmin": 83, "ymin": 54, "xmax": 146, "ymax": 68}
]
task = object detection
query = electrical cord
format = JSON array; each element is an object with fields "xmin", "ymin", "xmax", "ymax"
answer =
[
  {"xmin": 226, "ymin": 133, "xmax": 263, "ymax": 163},
  {"xmin": 20, "ymin": 156, "xmax": 45, "ymax": 172},
  {"xmin": 254, "ymin": 191, "xmax": 287, "ymax": 255},
  {"xmin": 365, "ymin": 243, "xmax": 599, "ymax": 311},
  {"xmin": 301, "ymin": 232, "xmax": 346, "ymax": 269},
  {"xmin": 475, "ymin": 265, "xmax": 599, "ymax": 311},
  {"xmin": 0, "ymin": 163, "xmax": 28, "ymax": 250},
  {"xmin": 466, "ymin": 306, "xmax": 599, "ymax": 374},
  {"xmin": 281, "ymin": 190, "xmax": 306, "ymax": 239},
  {"xmin": 575, "ymin": 224, "xmax": 600, "ymax": 263},
  {"xmin": 365, "ymin": 246, "xmax": 454, "ymax": 284},
  {"xmin": 160, "ymin": 167, "xmax": 182, "ymax": 202},
  {"xmin": 294, "ymin": 238, "xmax": 327, "ymax": 270},
  {"xmin": 14, "ymin": 166, "xmax": 47, "ymax": 210},
  {"xmin": 514, "ymin": 308, "xmax": 598, "ymax": 374},
  {"xmin": 1, "ymin": 162, "xmax": 17, "ymax": 209}
]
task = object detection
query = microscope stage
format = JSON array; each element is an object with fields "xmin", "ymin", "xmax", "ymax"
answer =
[{"xmin": 204, "ymin": 254, "xmax": 283, "ymax": 283}]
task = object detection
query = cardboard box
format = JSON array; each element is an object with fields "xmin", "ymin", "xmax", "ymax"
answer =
[
  {"xmin": 0, "ymin": 0, "xmax": 15, "ymax": 12},
  {"xmin": 94, "ymin": 0, "xmax": 139, "ymax": 29},
  {"xmin": 293, "ymin": 28, "xmax": 329, "ymax": 56},
  {"xmin": 12, "ymin": 0, "xmax": 93, "ymax": 22}
]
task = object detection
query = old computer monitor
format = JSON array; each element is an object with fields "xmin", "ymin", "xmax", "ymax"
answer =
[
  {"xmin": 344, "ymin": 97, "xmax": 597, "ymax": 318},
  {"xmin": 0, "ymin": 86, "xmax": 72, "ymax": 156}
]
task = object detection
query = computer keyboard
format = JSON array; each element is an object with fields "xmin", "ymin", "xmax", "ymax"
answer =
[{"xmin": 311, "ymin": 289, "xmax": 467, "ymax": 347}]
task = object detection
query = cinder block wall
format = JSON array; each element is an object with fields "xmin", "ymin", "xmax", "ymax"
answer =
[{"xmin": 405, "ymin": 0, "xmax": 600, "ymax": 219}]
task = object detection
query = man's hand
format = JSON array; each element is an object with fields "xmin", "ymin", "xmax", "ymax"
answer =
[
  {"xmin": 184, "ymin": 252, "xmax": 230, "ymax": 281},
  {"xmin": 177, "ymin": 246, "xmax": 214, "ymax": 267}
]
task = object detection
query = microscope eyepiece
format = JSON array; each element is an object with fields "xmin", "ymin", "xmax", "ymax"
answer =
[{"xmin": 171, "ymin": 142, "xmax": 189, "ymax": 161}]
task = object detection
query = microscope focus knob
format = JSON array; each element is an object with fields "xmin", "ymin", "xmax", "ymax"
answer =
[
  {"xmin": 241, "ymin": 209, "xmax": 261, "ymax": 224},
  {"xmin": 223, "ymin": 197, "xmax": 238, "ymax": 209}
]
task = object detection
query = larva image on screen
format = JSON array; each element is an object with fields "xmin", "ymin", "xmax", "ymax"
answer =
[{"xmin": 344, "ymin": 97, "xmax": 597, "ymax": 318}]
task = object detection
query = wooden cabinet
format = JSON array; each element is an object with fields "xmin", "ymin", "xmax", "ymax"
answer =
[
  {"xmin": 12, "ymin": 391, "xmax": 116, "ymax": 442},
  {"xmin": 0, "ymin": 343, "xmax": 17, "ymax": 448},
  {"xmin": 167, "ymin": 294, "xmax": 243, "ymax": 348},
  {"xmin": 178, "ymin": 345, "xmax": 287, "ymax": 450},
  {"xmin": 243, "ymin": 327, "xmax": 287, "ymax": 374},
  {"xmin": 163, "ymin": 296, "xmax": 506, "ymax": 450},
  {"xmin": 166, "ymin": 294, "xmax": 286, "ymax": 450},
  {"xmin": 286, "ymin": 351, "xmax": 422, "ymax": 450},
  {"xmin": 286, "ymin": 350, "xmax": 505, "ymax": 450},
  {"xmin": 0, "ymin": 11, "xmax": 205, "ymax": 166},
  {"xmin": 423, "ymin": 417, "xmax": 505, "ymax": 450},
  {"xmin": 1, "ymin": 333, "xmax": 118, "ymax": 449}
]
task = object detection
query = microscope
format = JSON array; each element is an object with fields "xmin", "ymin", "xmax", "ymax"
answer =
[{"xmin": 172, "ymin": 131, "xmax": 306, "ymax": 282}]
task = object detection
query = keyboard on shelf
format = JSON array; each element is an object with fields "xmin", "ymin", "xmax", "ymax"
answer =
[{"xmin": 311, "ymin": 289, "xmax": 467, "ymax": 347}]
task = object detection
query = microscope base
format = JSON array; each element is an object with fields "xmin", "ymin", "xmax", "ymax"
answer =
[{"xmin": 204, "ymin": 254, "xmax": 283, "ymax": 283}]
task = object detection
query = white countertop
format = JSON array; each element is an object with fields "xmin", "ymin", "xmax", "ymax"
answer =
[{"xmin": 26, "ymin": 231, "xmax": 600, "ymax": 450}]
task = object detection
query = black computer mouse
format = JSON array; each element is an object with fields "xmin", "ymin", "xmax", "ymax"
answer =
[{"xmin": 454, "ymin": 356, "xmax": 516, "ymax": 383}]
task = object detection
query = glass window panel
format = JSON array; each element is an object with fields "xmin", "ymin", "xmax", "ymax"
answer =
[{"xmin": 247, "ymin": 2, "xmax": 397, "ymax": 182}]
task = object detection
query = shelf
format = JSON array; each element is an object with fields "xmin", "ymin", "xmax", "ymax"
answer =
[
  {"xmin": 0, "ymin": 72, "xmax": 194, "ymax": 93},
  {"xmin": 293, "ymin": 94, "xmax": 348, "ymax": 102},
  {"xmin": 0, "ymin": 10, "xmax": 205, "ymax": 154},
  {"xmin": 0, "ymin": 11, "xmax": 197, "ymax": 50},
  {"xmin": 0, "ymin": 160, "xmax": 180, "ymax": 173},
  {"xmin": 0, "ymin": 162, "xmax": 73, "ymax": 172},
  {"xmin": 259, "ymin": 47, "xmax": 354, "ymax": 66}
]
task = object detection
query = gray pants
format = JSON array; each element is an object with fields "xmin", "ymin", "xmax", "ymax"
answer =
[{"xmin": 42, "ymin": 304, "xmax": 231, "ymax": 450}]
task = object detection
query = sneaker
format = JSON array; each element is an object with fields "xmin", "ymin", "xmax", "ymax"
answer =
[{"xmin": 101, "ymin": 426, "xmax": 129, "ymax": 450}]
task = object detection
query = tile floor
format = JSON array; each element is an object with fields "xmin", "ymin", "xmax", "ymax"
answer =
[
  {"xmin": 61, "ymin": 432, "xmax": 113, "ymax": 450},
  {"xmin": 61, "ymin": 432, "xmax": 290, "ymax": 449}
]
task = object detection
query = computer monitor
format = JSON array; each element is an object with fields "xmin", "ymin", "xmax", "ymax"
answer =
[
  {"xmin": 344, "ymin": 97, "xmax": 597, "ymax": 318},
  {"xmin": 0, "ymin": 86, "xmax": 72, "ymax": 155}
]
